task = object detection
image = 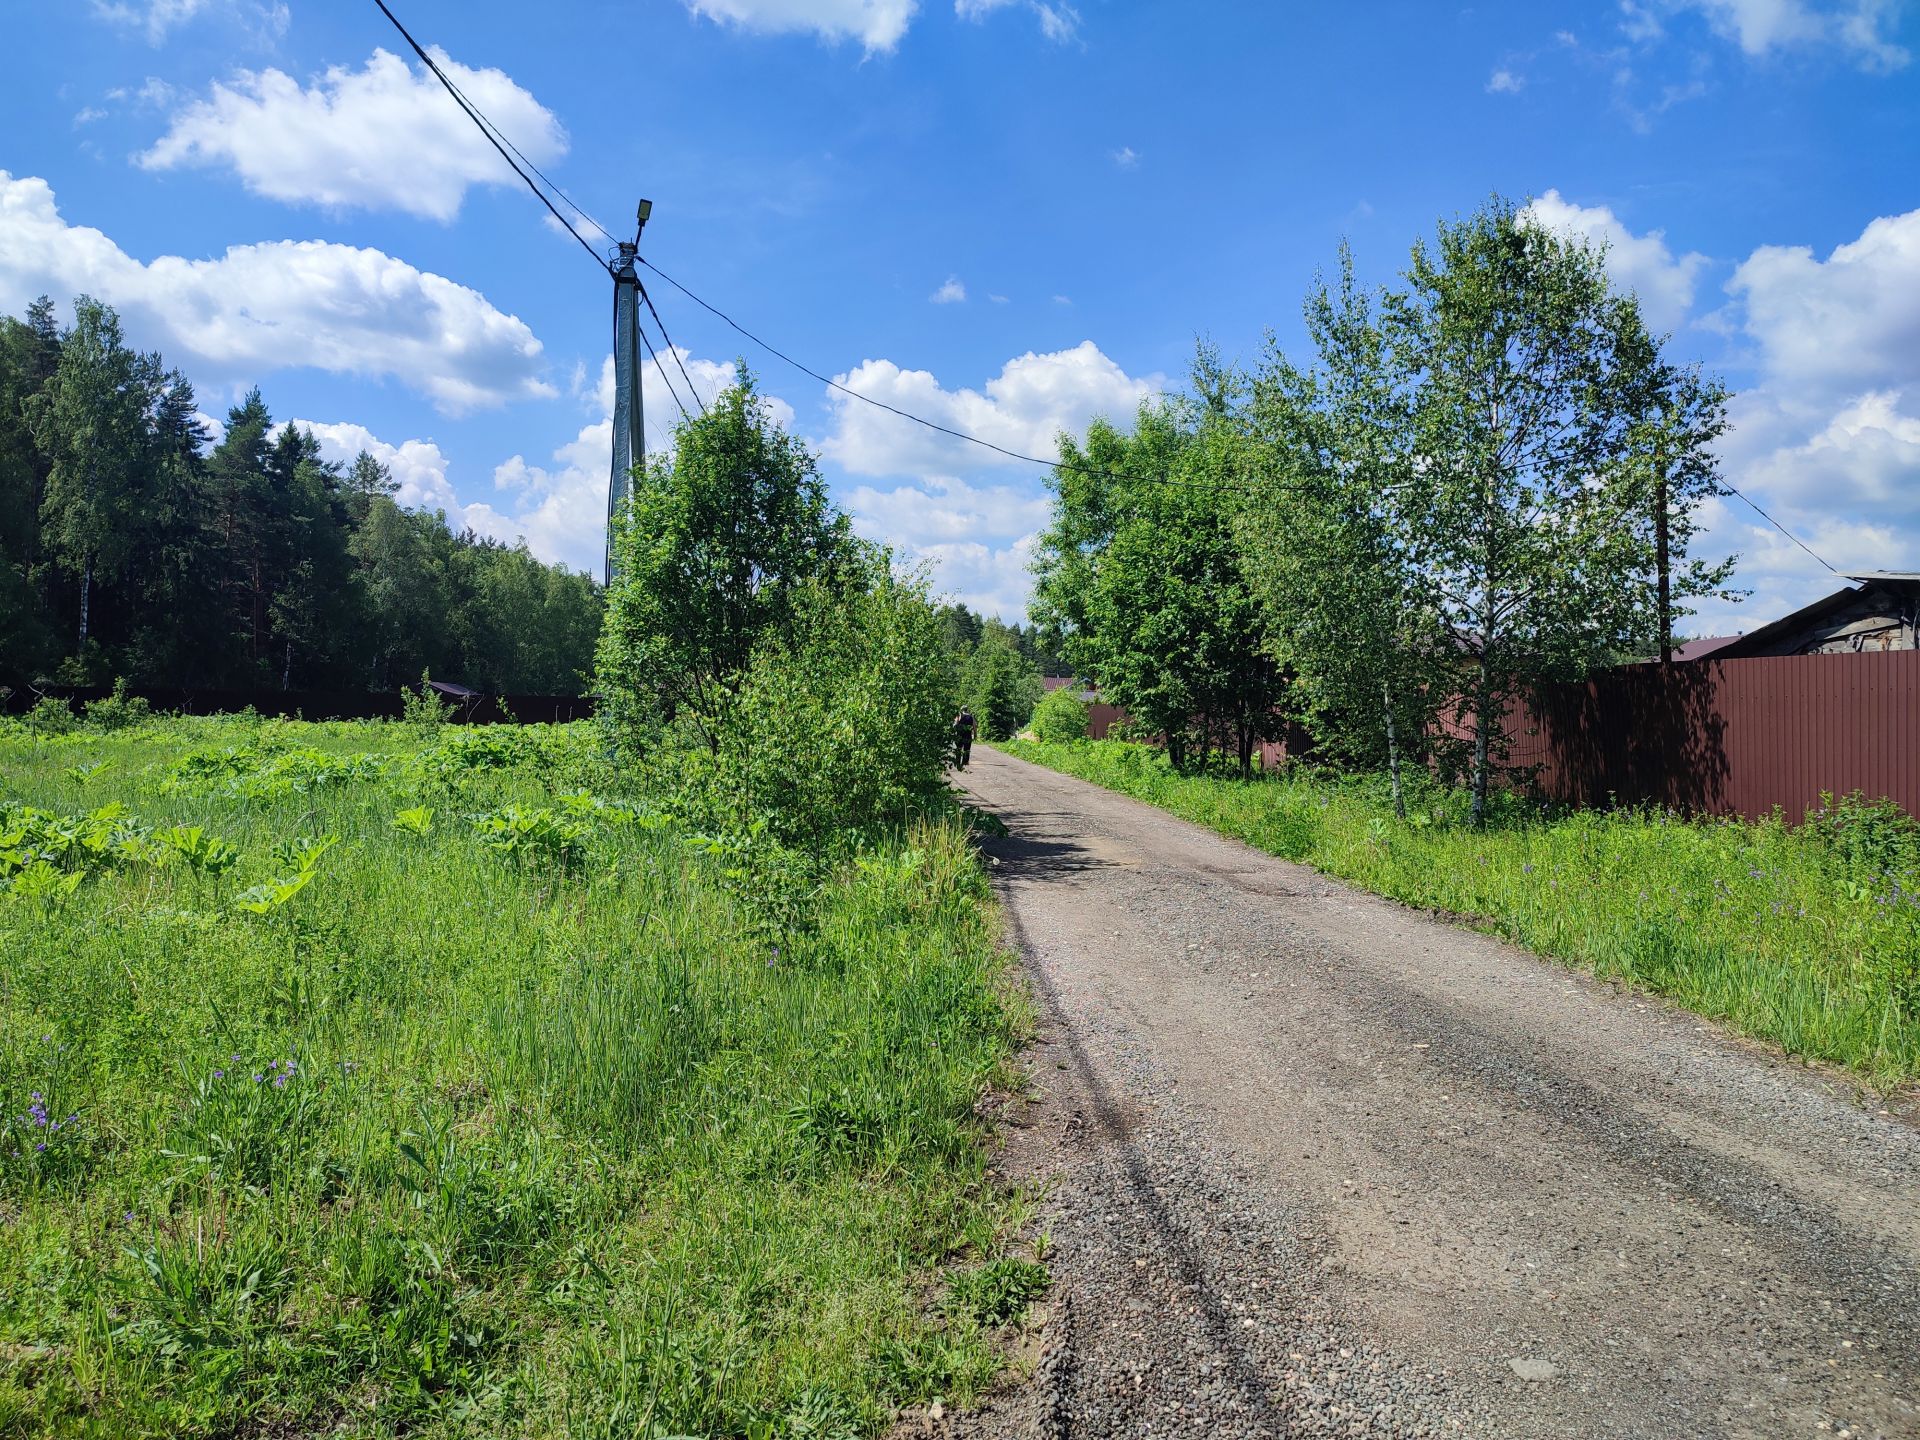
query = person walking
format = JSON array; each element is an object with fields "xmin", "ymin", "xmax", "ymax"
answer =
[{"xmin": 951, "ymin": 706, "xmax": 976, "ymax": 769}]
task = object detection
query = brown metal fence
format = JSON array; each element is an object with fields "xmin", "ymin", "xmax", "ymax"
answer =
[
  {"xmin": 1505, "ymin": 651, "xmax": 1920, "ymax": 820},
  {"xmin": 1075, "ymin": 653, "xmax": 1920, "ymax": 820}
]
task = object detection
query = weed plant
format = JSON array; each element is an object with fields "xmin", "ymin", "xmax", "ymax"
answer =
[
  {"xmin": 0, "ymin": 715, "xmax": 1031, "ymax": 1437},
  {"xmin": 1004, "ymin": 738, "xmax": 1920, "ymax": 1085}
]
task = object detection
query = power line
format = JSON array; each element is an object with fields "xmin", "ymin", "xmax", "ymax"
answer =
[
  {"xmin": 634, "ymin": 256, "xmax": 1238, "ymax": 493},
  {"xmin": 1720, "ymin": 480, "xmax": 1841, "ymax": 575},
  {"xmin": 639, "ymin": 283, "xmax": 709, "ymax": 417},
  {"xmin": 637, "ymin": 314, "xmax": 694, "ymax": 425},
  {"xmin": 427, "ymin": 60, "xmax": 619, "ymax": 251},
  {"xmin": 371, "ymin": 0, "xmax": 609, "ymax": 273}
]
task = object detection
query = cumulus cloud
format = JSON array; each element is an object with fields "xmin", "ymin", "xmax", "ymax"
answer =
[
  {"xmin": 285, "ymin": 420, "xmax": 461, "ymax": 512},
  {"xmin": 929, "ymin": 275, "xmax": 967, "ymax": 304},
  {"xmin": 1486, "ymin": 68, "xmax": 1526, "ymax": 92},
  {"xmin": 0, "ymin": 171, "xmax": 553, "ymax": 413},
  {"xmin": 1112, "ymin": 145, "xmax": 1140, "ymax": 168},
  {"xmin": 821, "ymin": 340, "xmax": 1163, "ymax": 478},
  {"xmin": 1727, "ymin": 208, "xmax": 1920, "ymax": 398},
  {"xmin": 1635, "ymin": 0, "xmax": 1909, "ymax": 70},
  {"xmin": 140, "ymin": 49, "xmax": 568, "ymax": 222},
  {"xmin": 475, "ymin": 352, "xmax": 794, "ymax": 573},
  {"xmin": 1522, "ymin": 188, "xmax": 1709, "ymax": 334},
  {"xmin": 683, "ymin": 0, "xmax": 920, "ymax": 52},
  {"xmin": 1687, "ymin": 207, "xmax": 1920, "ymax": 633}
]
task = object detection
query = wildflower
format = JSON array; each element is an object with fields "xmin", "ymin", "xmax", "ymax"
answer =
[
  {"xmin": 252, "ymin": 1073, "xmax": 264, "ymax": 1083},
  {"xmin": 1522, "ymin": 864, "xmax": 1535, "ymax": 875},
  {"xmin": 213, "ymin": 1069, "xmax": 225, "ymax": 1079},
  {"xmin": 34, "ymin": 1142, "xmax": 45, "ymax": 1152}
]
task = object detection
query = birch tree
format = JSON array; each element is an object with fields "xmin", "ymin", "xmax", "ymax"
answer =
[{"xmin": 1382, "ymin": 198, "xmax": 1731, "ymax": 824}]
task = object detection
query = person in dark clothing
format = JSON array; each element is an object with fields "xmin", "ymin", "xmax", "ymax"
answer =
[{"xmin": 951, "ymin": 706, "xmax": 976, "ymax": 769}]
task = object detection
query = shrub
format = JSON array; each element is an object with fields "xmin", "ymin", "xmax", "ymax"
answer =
[
  {"xmin": 22, "ymin": 695, "xmax": 76, "ymax": 736},
  {"xmin": 401, "ymin": 670, "xmax": 454, "ymax": 734},
  {"xmin": 1029, "ymin": 685, "xmax": 1089, "ymax": 744},
  {"xmin": 84, "ymin": 678, "xmax": 152, "ymax": 732},
  {"xmin": 706, "ymin": 568, "xmax": 955, "ymax": 853}
]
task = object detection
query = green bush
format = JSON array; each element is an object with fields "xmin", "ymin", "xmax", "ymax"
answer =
[
  {"xmin": 22, "ymin": 695, "xmax": 76, "ymax": 736},
  {"xmin": 83, "ymin": 678, "xmax": 152, "ymax": 731},
  {"xmin": 709, "ymin": 569, "xmax": 955, "ymax": 854},
  {"xmin": 1029, "ymin": 685, "xmax": 1089, "ymax": 744}
]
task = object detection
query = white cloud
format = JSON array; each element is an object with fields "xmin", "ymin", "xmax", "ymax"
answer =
[
  {"xmin": 955, "ymin": 0, "xmax": 1081, "ymax": 42},
  {"xmin": 821, "ymin": 340, "xmax": 1162, "ymax": 478},
  {"xmin": 1052, "ymin": 293, "xmax": 1072, "ymax": 305},
  {"xmin": 91, "ymin": 0, "xmax": 287, "ymax": 44},
  {"xmin": 1112, "ymin": 145, "xmax": 1140, "ymax": 168},
  {"xmin": 845, "ymin": 472, "xmax": 1051, "ymax": 547},
  {"xmin": 1743, "ymin": 391, "xmax": 1920, "ymax": 519},
  {"xmin": 1688, "ymin": 207, "xmax": 1920, "ymax": 633},
  {"xmin": 988, "ymin": 292, "xmax": 1010, "ymax": 304},
  {"xmin": 285, "ymin": 420, "xmax": 461, "ymax": 513},
  {"xmin": 0, "ymin": 171, "xmax": 553, "ymax": 413},
  {"xmin": 1726, "ymin": 208, "xmax": 1920, "ymax": 398},
  {"xmin": 140, "ymin": 49, "xmax": 568, "ymax": 222},
  {"xmin": 1633, "ymin": 0, "xmax": 1909, "ymax": 70},
  {"xmin": 1522, "ymin": 188, "xmax": 1709, "ymax": 333},
  {"xmin": 475, "ymin": 351, "xmax": 793, "ymax": 573},
  {"xmin": 930, "ymin": 275, "xmax": 967, "ymax": 304},
  {"xmin": 684, "ymin": 0, "xmax": 919, "ymax": 52},
  {"xmin": 73, "ymin": 107, "xmax": 109, "ymax": 127},
  {"xmin": 1486, "ymin": 68, "xmax": 1526, "ymax": 92}
]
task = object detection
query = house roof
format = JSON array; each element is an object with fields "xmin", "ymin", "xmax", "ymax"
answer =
[
  {"xmin": 1714, "ymin": 572, "xmax": 1920, "ymax": 658},
  {"xmin": 1671, "ymin": 635, "xmax": 1741, "ymax": 662}
]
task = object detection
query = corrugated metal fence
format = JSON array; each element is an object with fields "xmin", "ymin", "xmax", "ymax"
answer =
[
  {"xmin": 1087, "ymin": 653, "xmax": 1920, "ymax": 821},
  {"xmin": 1503, "ymin": 651, "xmax": 1920, "ymax": 819}
]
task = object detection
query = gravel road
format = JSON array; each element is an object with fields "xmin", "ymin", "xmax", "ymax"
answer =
[{"xmin": 942, "ymin": 746, "xmax": 1920, "ymax": 1440}]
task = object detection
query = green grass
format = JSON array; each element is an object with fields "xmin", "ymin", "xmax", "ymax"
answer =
[
  {"xmin": 1001, "ymin": 738, "xmax": 1920, "ymax": 1087},
  {"xmin": 0, "ymin": 714, "xmax": 1037, "ymax": 1438}
]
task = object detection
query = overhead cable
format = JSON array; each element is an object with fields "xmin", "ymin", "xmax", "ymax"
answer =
[{"xmin": 371, "ymin": 0, "xmax": 610, "ymax": 273}]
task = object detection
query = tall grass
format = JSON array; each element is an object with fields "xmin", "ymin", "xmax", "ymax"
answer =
[
  {"xmin": 1003, "ymin": 738, "xmax": 1920, "ymax": 1086},
  {"xmin": 0, "ymin": 715, "xmax": 1031, "ymax": 1438}
]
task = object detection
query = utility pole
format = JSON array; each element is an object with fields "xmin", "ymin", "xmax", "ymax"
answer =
[
  {"xmin": 1656, "ymin": 434, "xmax": 1672, "ymax": 666},
  {"xmin": 606, "ymin": 198, "xmax": 652, "ymax": 586}
]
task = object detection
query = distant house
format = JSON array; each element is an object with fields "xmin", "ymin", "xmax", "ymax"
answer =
[{"xmin": 1703, "ymin": 572, "xmax": 1920, "ymax": 659}]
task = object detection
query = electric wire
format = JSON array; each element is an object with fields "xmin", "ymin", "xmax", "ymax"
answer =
[
  {"xmin": 639, "ymin": 283, "xmax": 710, "ymax": 416},
  {"xmin": 637, "ymin": 316, "xmax": 694, "ymax": 424},
  {"xmin": 634, "ymin": 255, "xmax": 1238, "ymax": 492},
  {"xmin": 428, "ymin": 63, "xmax": 619, "ymax": 251},
  {"xmin": 371, "ymin": 0, "xmax": 610, "ymax": 273},
  {"xmin": 1720, "ymin": 481, "xmax": 1841, "ymax": 575}
]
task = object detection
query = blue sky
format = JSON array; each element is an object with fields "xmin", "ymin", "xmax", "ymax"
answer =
[{"xmin": 4, "ymin": 0, "xmax": 1917, "ymax": 634}]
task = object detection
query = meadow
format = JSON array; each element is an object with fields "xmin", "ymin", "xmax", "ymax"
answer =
[
  {"xmin": 1004, "ymin": 738, "xmax": 1920, "ymax": 1087},
  {"xmin": 0, "ymin": 711, "xmax": 1037, "ymax": 1439}
]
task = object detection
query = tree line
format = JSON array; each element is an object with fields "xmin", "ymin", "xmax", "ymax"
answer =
[
  {"xmin": 0, "ymin": 295, "xmax": 602, "ymax": 696},
  {"xmin": 1033, "ymin": 197, "xmax": 1735, "ymax": 823}
]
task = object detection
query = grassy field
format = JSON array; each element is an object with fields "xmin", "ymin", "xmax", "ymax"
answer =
[
  {"xmin": 0, "ymin": 714, "xmax": 1037, "ymax": 1439},
  {"xmin": 1002, "ymin": 738, "xmax": 1920, "ymax": 1087}
]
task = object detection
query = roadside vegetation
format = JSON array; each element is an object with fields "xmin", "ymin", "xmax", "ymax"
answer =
[
  {"xmin": 1003, "ymin": 737, "xmax": 1920, "ymax": 1086},
  {"xmin": 0, "ymin": 375, "xmax": 1041, "ymax": 1438}
]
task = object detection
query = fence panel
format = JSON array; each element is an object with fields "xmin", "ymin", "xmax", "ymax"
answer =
[{"xmin": 1518, "ymin": 652, "xmax": 1920, "ymax": 819}]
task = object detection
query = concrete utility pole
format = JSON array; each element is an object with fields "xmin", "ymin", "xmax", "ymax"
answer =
[
  {"xmin": 606, "ymin": 198, "xmax": 652, "ymax": 586},
  {"xmin": 1656, "ymin": 433, "xmax": 1672, "ymax": 666}
]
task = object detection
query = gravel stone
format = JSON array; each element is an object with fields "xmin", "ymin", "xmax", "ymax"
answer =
[{"xmin": 941, "ymin": 748, "xmax": 1920, "ymax": 1440}]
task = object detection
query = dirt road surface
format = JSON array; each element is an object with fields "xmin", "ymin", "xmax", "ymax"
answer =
[{"xmin": 947, "ymin": 747, "xmax": 1920, "ymax": 1440}]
